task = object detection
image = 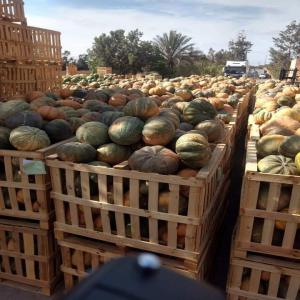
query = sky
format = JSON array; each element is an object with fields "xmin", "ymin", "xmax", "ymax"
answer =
[{"xmin": 25, "ymin": 0, "xmax": 299, "ymax": 65}]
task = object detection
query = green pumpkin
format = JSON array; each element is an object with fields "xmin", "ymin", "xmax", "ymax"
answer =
[
  {"xmin": 0, "ymin": 127, "xmax": 12, "ymax": 149},
  {"xmin": 142, "ymin": 117, "xmax": 175, "ymax": 146},
  {"xmin": 194, "ymin": 119, "xmax": 225, "ymax": 143},
  {"xmin": 216, "ymin": 111, "xmax": 232, "ymax": 124},
  {"xmin": 257, "ymin": 155, "xmax": 299, "ymax": 175},
  {"xmin": 0, "ymin": 100, "xmax": 30, "ymax": 123},
  {"xmin": 81, "ymin": 112, "xmax": 102, "ymax": 122},
  {"xmin": 58, "ymin": 107, "xmax": 79, "ymax": 118},
  {"xmin": 76, "ymin": 108, "xmax": 90, "ymax": 117},
  {"xmin": 30, "ymin": 97, "xmax": 57, "ymax": 110},
  {"xmin": 5, "ymin": 111, "xmax": 43, "ymax": 129},
  {"xmin": 256, "ymin": 135, "xmax": 286, "ymax": 157},
  {"xmin": 108, "ymin": 116, "xmax": 144, "ymax": 146},
  {"xmin": 97, "ymin": 143, "xmax": 131, "ymax": 165},
  {"xmin": 57, "ymin": 142, "xmax": 96, "ymax": 163},
  {"xmin": 123, "ymin": 97, "xmax": 159, "ymax": 120},
  {"xmin": 67, "ymin": 118, "xmax": 86, "ymax": 133},
  {"xmin": 253, "ymin": 109, "xmax": 273, "ymax": 125},
  {"xmin": 158, "ymin": 109, "xmax": 180, "ymax": 129},
  {"xmin": 128, "ymin": 145, "xmax": 179, "ymax": 174},
  {"xmin": 168, "ymin": 129, "xmax": 186, "ymax": 151},
  {"xmin": 76, "ymin": 121, "xmax": 108, "ymax": 147},
  {"xmin": 44, "ymin": 119, "xmax": 73, "ymax": 143},
  {"xmin": 277, "ymin": 95, "xmax": 296, "ymax": 107},
  {"xmin": 175, "ymin": 132, "xmax": 211, "ymax": 168},
  {"xmin": 279, "ymin": 135, "xmax": 300, "ymax": 158},
  {"xmin": 179, "ymin": 122, "xmax": 194, "ymax": 131},
  {"xmin": 227, "ymin": 94, "xmax": 240, "ymax": 107},
  {"xmin": 83, "ymin": 100, "xmax": 114, "ymax": 112},
  {"xmin": 183, "ymin": 99, "xmax": 217, "ymax": 125},
  {"xmin": 99, "ymin": 111, "xmax": 124, "ymax": 126},
  {"xmin": 9, "ymin": 126, "xmax": 50, "ymax": 151}
]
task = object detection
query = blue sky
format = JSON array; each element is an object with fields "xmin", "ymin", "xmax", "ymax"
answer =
[{"xmin": 25, "ymin": 0, "xmax": 299, "ymax": 65}]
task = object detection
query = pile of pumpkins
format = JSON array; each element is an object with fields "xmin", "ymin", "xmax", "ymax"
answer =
[{"xmin": 253, "ymin": 81, "xmax": 300, "ymax": 176}]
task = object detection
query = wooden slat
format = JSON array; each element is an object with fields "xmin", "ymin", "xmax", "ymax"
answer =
[
  {"xmin": 66, "ymin": 170, "xmax": 79, "ymax": 226},
  {"xmin": 113, "ymin": 176, "xmax": 125, "ymax": 237},
  {"xmin": 98, "ymin": 174, "xmax": 111, "ymax": 234},
  {"xmin": 129, "ymin": 179, "xmax": 140, "ymax": 239},
  {"xmin": 80, "ymin": 172, "xmax": 94, "ymax": 230},
  {"xmin": 167, "ymin": 184, "xmax": 179, "ymax": 248},
  {"xmin": 23, "ymin": 232, "xmax": 36, "ymax": 280}
]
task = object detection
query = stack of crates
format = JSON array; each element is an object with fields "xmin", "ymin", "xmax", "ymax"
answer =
[
  {"xmin": 0, "ymin": 0, "xmax": 62, "ymax": 99},
  {"xmin": 0, "ymin": 0, "xmax": 61, "ymax": 295},
  {"xmin": 227, "ymin": 122, "xmax": 300, "ymax": 299}
]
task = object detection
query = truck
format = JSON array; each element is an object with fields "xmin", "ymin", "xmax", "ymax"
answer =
[{"xmin": 223, "ymin": 61, "xmax": 249, "ymax": 78}]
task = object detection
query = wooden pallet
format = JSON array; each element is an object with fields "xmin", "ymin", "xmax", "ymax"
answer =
[
  {"xmin": 234, "ymin": 137, "xmax": 300, "ymax": 261},
  {"xmin": 0, "ymin": 62, "xmax": 61, "ymax": 98},
  {"xmin": 0, "ymin": 138, "xmax": 73, "ymax": 229},
  {"xmin": 0, "ymin": 0, "xmax": 26, "ymax": 24},
  {"xmin": 0, "ymin": 218, "xmax": 61, "ymax": 296},
  {"xmin": 47, "ymin": 144, "xmax": 228, "ymax": 262},
  {"xmin": 0, "ymin": 21, "xmax": 61, "ymax": 63},
  {"xmin": 227, "ymin": 254, "xmax": 300, "ymax": 300}
]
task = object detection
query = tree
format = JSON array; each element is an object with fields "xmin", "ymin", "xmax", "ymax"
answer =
[
  {"xmin": 228, "ymin": 31, "xmax": 253, "ymax": 60},
  {"xmin": 88, "ymin": 29, "xmax": 165, "ymax": 74},
  {"xmin": 62, "ymin": 50, "xmax": 75, "ymax": 70},
  {"xmin": 76, "ymin": 54, "xmax": 89, "ymax": 70},
  {"xmin": 154, "ymin": 30, "xmax": 199, "ymax": 74},
  {"xmin": 269, "ymin": 21, "xmax": 300, "ymax": 77}
]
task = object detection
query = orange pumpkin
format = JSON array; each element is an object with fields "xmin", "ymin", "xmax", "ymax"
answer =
[
  {"xmin": 223, "ymin": 104, "xmax": 234, "ymax": 115},
  {"xmin": 216, "ymin": 92, "xmax": 229, "ymax": 99},
  {"xmin": 60, "ymin": 89, "xmax": 72, "ymax": 99},
  {"xmin": 56, "ymin": 99, "xmax": 82, "ymax": 109},
  {"xmin": 209, "ymin": 97, "xmax": 225, "ymax": 110},
  {"xmin": 26, "ymin": 91, "xmax": 45, "ymax": 102},
  {"xmin": 93, "ymin": 215, "xmax": 102, "ymax": 231},
  {"xmin": 108, "ymin": 93, "xmax": 127, "ymax": 107},
  {"xmin": 37, "ymin": 106, "xmax": 66, "ymax": 120},
  {"xmin": 177, "ymin": 168, "xmax": 198, "ymax": 197}
]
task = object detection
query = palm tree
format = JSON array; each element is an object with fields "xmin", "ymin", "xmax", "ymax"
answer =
[{"xmin": 154, "ymin": 30, "xmax": 198, "ymax": 73}]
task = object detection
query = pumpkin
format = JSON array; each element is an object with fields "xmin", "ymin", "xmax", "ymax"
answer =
[
  {"xmin": 177, "ymin": 168, "xmax": 198, "ymax": 197},
  {"xmin": 128, "ymin": 146, "xmax": 179, "ymax": 174},
  {"xmin": 57, "ymin": 107, "xmax": 79, "ymax": 119},
  {"xmin": 277, "ymin": 95, "xmax": 295, "ymax": 107},
  {"xmin": 183, "ymin": 99, "xmax": 217, "ymax": 125},
  {"xmin": 262, "ymin": 100, "xmax": 278, "ymax": 112},
  {"xmin": 81, "ymin": 112, "xmax": 102, "ymax": 122},
  {"xmin": 45, "ymin": 91, "xmax": 60, "ymax": 100},
  {"xmin": 0, "ymin": 126, "xmax": 12, "ymax": 149},
  {"xmin": 194, "ymin": 119, "xmax": 225, "ymax": 143},
  {"xmin": 108, "ymin": 116, "xmax": 144, "ymax": 146},
  {"xmin": 179, "ymin": 122, "xmax": 194, "ymax": 131},
  {"xmin": 273, "ymin": 107, "xmax": 300, "ymax": 122},
  {"xmin": 67, "ymin": 117, "xmax": 85, "ymax": 133},
  {"xmin": 295, "ymin": 94, "xmax": 300, "ymax": 102},
  {"xmin": 257, "ymin": 184, "xmax": 291, "ymax": 211},
  {"xmin": 149, "ymin": 86, "xmax": 166, "ymax": 96},
  {"xmin": 108, "ymin": 93, "xmax": 127, "ymax": 107},
  {"xmin": 83, "ymin": 100, "xmax": 109, "ymax": 112},
  {"xmin": 97, "ymin": 143, "xmax": 131, "ymax": 165},
  {"xmin": 30, "ymin": 97, "xmax": 57, "ymax": 110},
  {"xmin": 57, "ymin": 142, "xmax": 96, "ymax": 163},
  {"xmin": 76, "ymin": 121, "xmax": 108, "ymax": 147},
  {"xmin": 0, "ymin": 100, "xmax": 30, "ymax": 122},
  {"xmin": 142, "ymin": 117, "xmax": 175, "ymax": 146},
  {"xmin": 258, "ymin": 155, "xmax": 299, "ymax": 175},
  {"xmin": 216, "ymin": 111, "xmax": 231, "ymax": 124},
  {"xmin": 158, "ymin": 109, "xmax": 180, "ymax": 129},
  {"xmin": 37, "ymin": 106, "xmax": 65, "ymax": 120},
  {"xmin": 44, "ymin": 119, "xmax": 73, "ymax": 143},
  {"xmin": 158, "ymin": 191, "xmax": 188, "ymax": 215},
  {"xmin": 76, "ymin": 108, "xmax": 90, "ymax": 117},
  {"xmin": 275, "ymin": 208, "xmax": 300, "ymax": 230},
  {"xmin": 56, "ymin": 100, "xmax": 82, "ymax": 109},
  {"xmin": 174, "ymin": 89, "xmax": 193, "ymax": 101},
  {"xmin": 279, "ymin": 135, "xmax": 300, "ymax": 158},
  {"xmin": 176, "ymin": 133, "xmax": 211, "ymax": 168},
  {"xmin": 168, "ymin": 129, "xmax": 186, "ymax": 151},
  {"xmin": 85, "ymin": 90, "xmax": 109, "ymax": 102},
  {"xmin": 26, "ymin": 91, "xmax": 45, "ymax": 102},
  {"xmin": 253, "ymin": 109, "xmax": 273, "ymax": 125},
  {"xmin": 295, "ymin": 152, "xmax": 300, "ymax": 170},
  {"xmin": 227, "ymin": 94, "xmax": 239, "ymax": 107},
  {"xmin": 9, "ymin": 126, "xmax": 50, "ymax": 151},
  {"xmin": 208, "ymin": 97, "xmax": 225, "ymax": 110},
  {"xmin": 60, "ymin": 88, "xmax": 72, "ymax": 99},
  {"xmin": 216, "ymin": 92, "xmax": 229, "ymax": 99},
  {"xmin": 123, "ymin": 97, "xmax": 159, "ymax": 120},
  {"xmin": 5, "ymin": 111, "xmax": 43, "ymax": 129},
  {"xmin": 158, "ymin": 223, "xmax": 186, "ymax": 246},
  {"xmin": 260, "ymin": 117, "xmax": 300, "ymax": 136},
  {"xmin": 256, "ymin": 135, "xmax": 286, "ymax": 157},
  {"xmin": 99, "ymin": 111, "xmax": 124, "ymax": 126}
]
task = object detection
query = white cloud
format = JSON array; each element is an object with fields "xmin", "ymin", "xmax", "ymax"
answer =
[{"xmin": 25, "ymin": 1, "xmax": 300, "ymax": 65}]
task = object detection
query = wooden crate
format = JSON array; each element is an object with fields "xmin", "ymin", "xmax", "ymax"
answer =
[
  {"xmin": 234, "ymin": 136, "xmax": 300, "ymax": 261},
  {"xmin": 96, "ymin": 67, "xmax": 112, "ymax": 75},
  {"xmin": 0, "ymin": 62, "xmax": 61, "ymax": 98},
  {"xmin": 47, "ymin": 144, "xmax": 228, "ymax": 262},
  {"xmin": 0, "ymin": 138, "xmax": 73, "ymax": 229},
  {"xmin": 227, "ymin": 255, "xmax": 300, "ymax": 300},
  {"xmin": 0, "ymin": 218, "xmax": 60, "ymax": 295},
  {"xmin": 36, "ymin": 64, "xmax": 62, "ymax": 92},
  {"xmin": 0, "ymin": 21, "xmax": 61, "ymax": 62},
  {"xmin": 0, "ymin": 0, "xmax": 26, "ymax": 24}
]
